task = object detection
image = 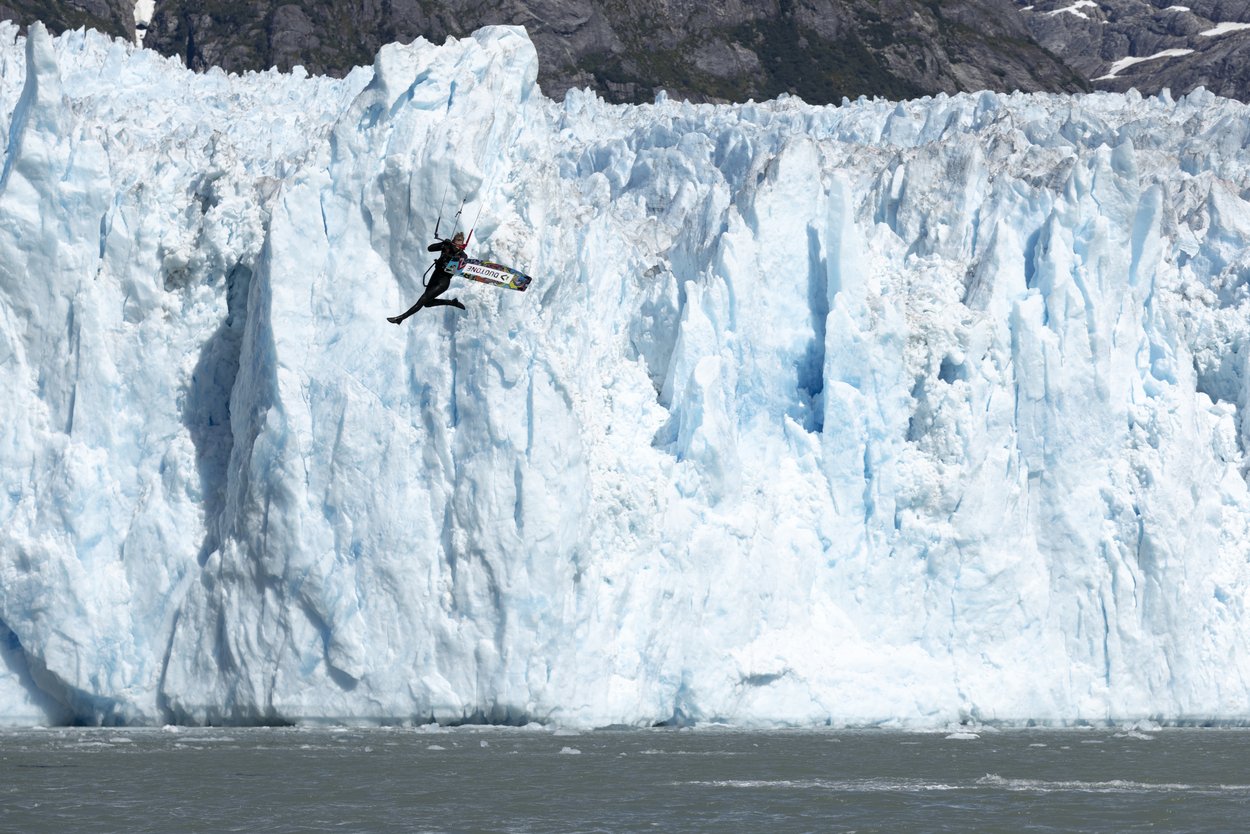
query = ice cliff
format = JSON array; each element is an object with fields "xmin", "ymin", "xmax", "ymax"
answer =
[{"xmin": 2, "ymin": 21, "xmax": 1250, "ymax": 727}]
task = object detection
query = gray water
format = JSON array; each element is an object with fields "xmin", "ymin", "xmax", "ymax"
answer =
[{"xmin": 2, "ymin": 726, "xmax": 1249, "ymax": 832}]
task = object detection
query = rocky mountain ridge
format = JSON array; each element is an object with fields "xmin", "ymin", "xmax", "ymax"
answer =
[
  {"xmin": 2, "ymin": 0, "xmax": 1091, "ymax": 104},
  {"xmin": 0, "ymin": 0, "xmax": 132, "ymax": 43},
  {"xmin": 0, "ymin": 1, "xmax": 1247, "ymax": 103},
  {"xmin": 1021, "ymin": 0, "xmax": 1250, "ymax": 102},
  {"xmin": 137, "ymin": 0, "xmax": 1094, "ymax": 104}
]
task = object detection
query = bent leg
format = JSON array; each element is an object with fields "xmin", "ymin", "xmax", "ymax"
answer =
[
  {"xmin": 423, "ymin": 297, "xmax": 465, "ymax": 310},
  {"xmin": 388, "ymin": 273, "xmax": 452, "ymax": 324}
]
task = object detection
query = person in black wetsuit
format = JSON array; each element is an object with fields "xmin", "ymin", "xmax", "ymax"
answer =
[{"xmin": 387, "ymin": 231, "xmax": 468, "ymax": 324}]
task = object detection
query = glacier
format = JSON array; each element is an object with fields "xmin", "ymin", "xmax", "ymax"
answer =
[{"xmin": 2, "ymin": 20, "xmax": 1250, "ymax": 728}]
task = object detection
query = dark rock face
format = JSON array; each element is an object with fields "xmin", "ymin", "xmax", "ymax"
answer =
[
  {"xmin": 1018, "ymin": 0, "xmax": 1250, "ymax": 100},
  {"xmin": 138, "ymin": 0, "xmax": 1089, "ymax": 104},
  {"xmin": 5, "ymin": 0, "xmax": 1248, "ymax": 104},
  {"xmin": 0, "ymin": 0, "xmax": 133, "ymax": 41}
]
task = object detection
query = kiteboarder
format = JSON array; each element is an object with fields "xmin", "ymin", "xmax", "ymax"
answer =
[{"xmin": 387, "ymin": 231, "xmax": 468, "ymax": 324}]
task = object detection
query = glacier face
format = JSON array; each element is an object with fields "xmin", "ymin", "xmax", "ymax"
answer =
[{"xmin": 2, "ymin": 21, "xmax": 1250, "ymax": 727}]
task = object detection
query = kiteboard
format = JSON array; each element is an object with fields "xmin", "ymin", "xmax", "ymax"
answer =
[{"xmin": 452, "ymin": 258, "xmax": 532, "ymax": 292}]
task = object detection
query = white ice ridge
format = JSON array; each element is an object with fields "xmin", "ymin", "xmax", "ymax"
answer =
[
  {"xmin": 3, "ymin": 22, "xmax": 1250, "ymax": 728},
  {"xmin": 1200, "ymin": 22, "xmax": 1250, "ymax": 37},
  {"xmin": 1045, "ymin": 1, "xmax": 1101, "ymax": 19},
  {"xmin": 1095, "ymin": 49, "xmax": 1195, "ymax": 81}
]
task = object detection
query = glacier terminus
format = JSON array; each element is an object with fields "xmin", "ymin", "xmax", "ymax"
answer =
[{"xmin": 2, "ymin": 21, "xmax": 1250, "ymax": 728}]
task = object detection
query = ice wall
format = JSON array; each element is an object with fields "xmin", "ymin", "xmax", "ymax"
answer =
[{"xmin": 1, "ymin": 22, "xmax": 1249, "ymax": 727}]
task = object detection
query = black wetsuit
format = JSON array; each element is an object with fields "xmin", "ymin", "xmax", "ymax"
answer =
[{"xmin": 387, "ymin": 238, "xmax": 467, "ymax": 323}]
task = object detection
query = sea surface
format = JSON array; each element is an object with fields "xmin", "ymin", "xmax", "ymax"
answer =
[{"xmin": 2, "ymin": 725, "xmax": 1248, "ymax": 832}]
